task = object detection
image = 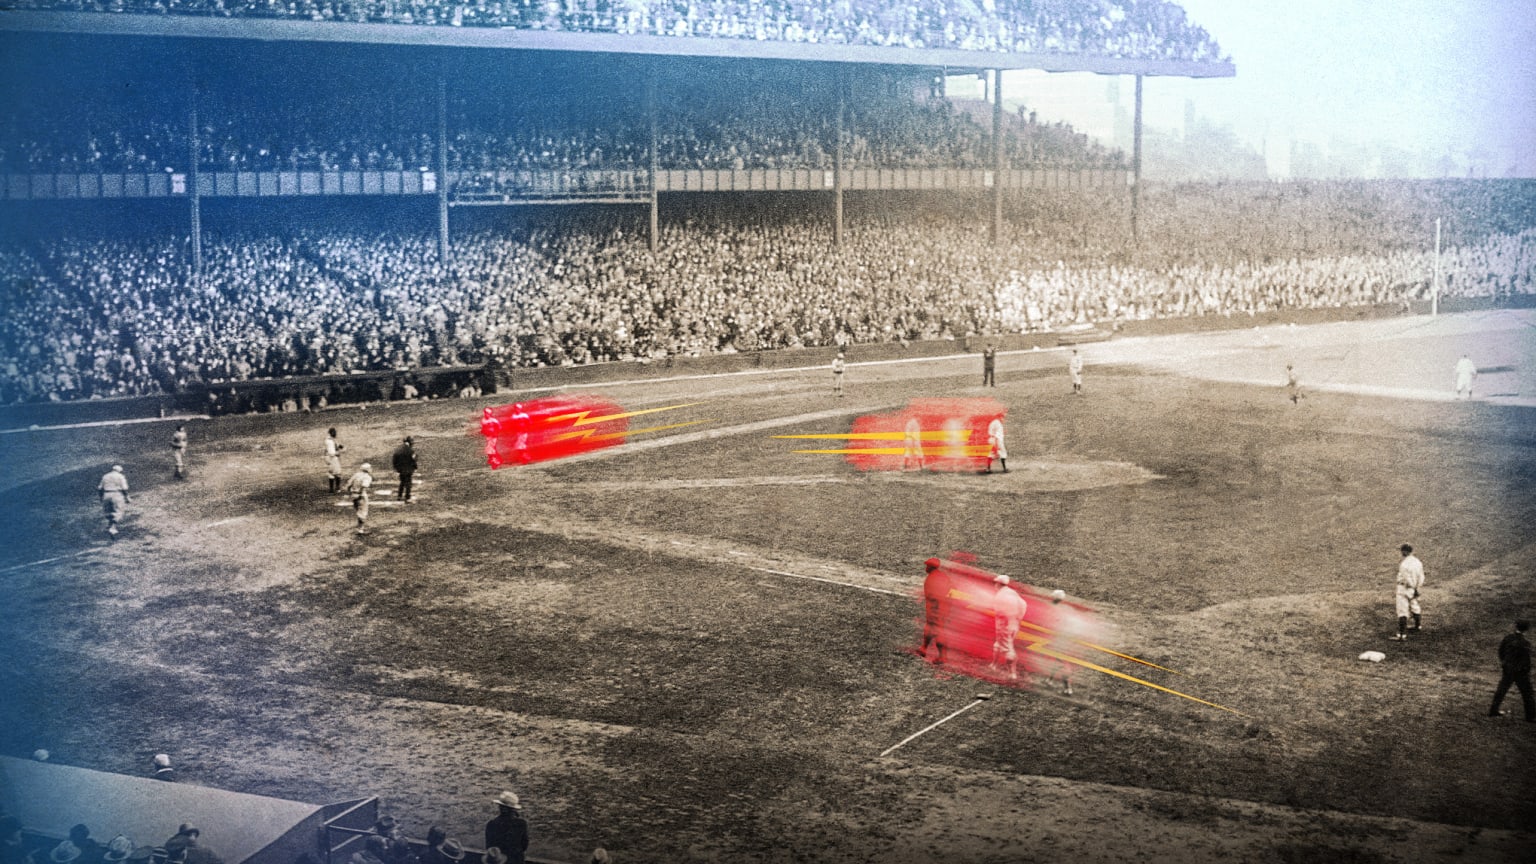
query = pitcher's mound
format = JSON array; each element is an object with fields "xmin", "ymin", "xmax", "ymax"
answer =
[{"xmin": 879, "ymin": 459, "xmax": 1161, "ymax": 492}]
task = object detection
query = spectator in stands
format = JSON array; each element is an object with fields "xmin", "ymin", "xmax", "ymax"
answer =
[
  {"xmin": 100, "ymin": 838, "xmax": 131, "ymax": 864},
  {"xmin": 46, "ymin": 841, "xmax": 81, "ymax": 864},
  {"xmin": 485, "ymin": 792, "xmax": 529, "ymax": 864},
  {"xmin": 0, "ymin": 816, "xmax": 24, "ymax": 864},
  {"xmin": 150, "ymin": 754, "xmax": 175, "ymax": 781},
  {"xmin": 162, "ymin": 839, "xmax": 190, "ymax": 864},
  {"xmin": 435, "ymin": 840, "xmax": 463, "ymax": 864},
  {"xmin": 65, "ymin": 828, "xmax": 102, "ymax": 864},
  {"xmin": 348, "ymin": 836, "xmax": 388, "ymax": 864},
  {"xmin": 370, "ymin": 818, "xmax": 412, "ymax": 864},
  {"xmin": 167, "ymin": 827, "xmax": 221, "ymax": 864},
  {"xmin": 415, "ymin": 828, "xmax": 449, "ymax": 864}
]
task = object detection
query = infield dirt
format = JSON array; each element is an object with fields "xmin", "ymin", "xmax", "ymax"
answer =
[{"xmin": 2, "ymin": 312, "xmax": 1534, "ymax": 863}]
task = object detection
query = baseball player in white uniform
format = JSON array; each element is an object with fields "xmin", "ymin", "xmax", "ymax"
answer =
[
  {"xmin": 902, "ymin": 417, "xmax": 925, "ymax": 471},
  {"xmin": 990, "ymin": 574, "xmax": 1028, "ymax": 683},
  {"xmin": 1069, "ymin": 350, "xmax": 1084, "ymax": 394},
  {"xmin": 1393, "ymin": 543, "xmax": 1425, "ymax": 640},
  {"xmin": 325, "ymin": 428, "xmax": 345, "ymax": 493},
  {"xmin": 831, "ymin": 351, "xmax": 846, "ymax": 397},
  {"xmin": 170, "ymin": 424, "xmax": 188, "ymax": 479},
  {"xmin": 1454, "ymin": 355, "xmax": 1477, "ymax": 399},
  {"xmin": 97, "ymin": 464, "xmax": 130, "ymax": 538},
  {"xmin": 346, "ymin": 463, "xmax": 373, "ymax": 535},
  {"xmin": 985, "ymin": 415, "xmax": 1008, "ymax": 473},
  {"xmin": 1045, "ymin": 589, "xmax": 1081, "ymax": 695}
]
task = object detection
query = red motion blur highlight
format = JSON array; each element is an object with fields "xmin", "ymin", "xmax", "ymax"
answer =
[
  {"xmin": 918, "ymin": 554, "xmax": 1104, "ymax": 686},
  {"xmin": 478, "ymin": 395, "xmax": 628, "ymax": 467},
  {"xmin": 783, "ymin": 398, "xmax": 1006, "ymax": 473}
]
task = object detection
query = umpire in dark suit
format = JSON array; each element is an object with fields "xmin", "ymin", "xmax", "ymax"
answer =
[
  {"xmin": 1488, "ymin": 620, "xmax": 1533, "ymax": 721},
  {"xmin": 392, "ymin": 437, "xmax": 418, "ymax": 504}
]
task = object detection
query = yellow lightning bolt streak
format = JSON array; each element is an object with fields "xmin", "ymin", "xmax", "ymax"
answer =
[
  {"xmin": 547, "ymin": 402, "xmax": 707, "ymax": 426},
  {"xmin": 1023, "ymin": 641, "xmax": 1247, "ymax": 717},
  {"xmin": 790, "ymin": 446, "xmax": 992, "ymax": 456},
  {"xmin": 773, "ymin": 431, "xmax": 970, "ymax": 441},
  {"xmin": 549, "ymin": 419, "xmax": 712, "ymax": 444},
  {"xmin": 1018, "ymin": 620, "xmax": 1181, "ymax": 675},
  {"xmin": 944, "ymin": 589, "xmax": 1232, "ymax": 712}
]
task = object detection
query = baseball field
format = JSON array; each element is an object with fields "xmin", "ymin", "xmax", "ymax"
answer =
[{"xmin": 2, "ymin": 309, "xmax": 1534, "ymax": 863}]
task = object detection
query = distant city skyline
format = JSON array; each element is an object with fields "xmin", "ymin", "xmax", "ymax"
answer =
[{"xmin": 975, "ymin": 1, "xmax": 1535, "ymax": 179}]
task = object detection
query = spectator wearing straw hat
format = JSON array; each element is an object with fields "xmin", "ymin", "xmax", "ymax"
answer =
[
  {"xmin": 100, "ymin": 838, "xmax": 131, "ymax": 864},
  {"xmin": 415, "ymin": 829, "xmax": 450, "ymax": 864},
  {"xmin": 435, "ymin": 840, "xmax": 464, "ymax": 864},
  {"xmin": 485, "ymin": 792, "xmax": 529, "ymax": 864},
  {"xmin": 47, "ymin": 841, "xmax": 81, "ymax": 864}
]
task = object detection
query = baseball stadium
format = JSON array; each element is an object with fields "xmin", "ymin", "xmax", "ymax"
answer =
[{"xmin": 1, "ymin": 3, "xmax": 1534, "ymax": 863}]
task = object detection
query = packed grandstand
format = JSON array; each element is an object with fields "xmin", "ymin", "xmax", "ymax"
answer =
[
  {"xmin": 2, "ymin": 21, "xmax": 1533, "ymax": 408},
  {"xmin": 3, "ymin": 182, "xmax": 1534, "ymax": 405},
  {"xmin": 5, "ymin": 0, "xmax": 1227, "ymax": 61}
]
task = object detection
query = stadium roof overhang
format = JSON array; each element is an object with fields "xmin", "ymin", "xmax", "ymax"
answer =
[{"xmin": 0, "ymin": 11, "xmax": 1235, "ymax": 78}]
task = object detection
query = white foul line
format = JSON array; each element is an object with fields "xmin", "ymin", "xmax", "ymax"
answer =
[
  {"xmin": 880, "ymin": 694, "xmax": 994, "ymax": 757},
  {"xmin": 744, "ymin": 565, "xmax": 910, "ymax": 597},
  {"xmin": 0, "ymin": 414, "xmax": 210, "ymax": 435},
  {"xmin": 0, "ymin": 549, "xmax": 96, "ymax": 575}
]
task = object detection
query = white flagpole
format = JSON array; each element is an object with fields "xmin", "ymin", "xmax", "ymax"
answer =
[{"xmin": 1432, "ymin": 217, "xmax": 1441, "ymax": 316}]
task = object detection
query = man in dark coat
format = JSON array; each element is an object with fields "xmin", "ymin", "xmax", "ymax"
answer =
[
  {"xmin": 1489, "ymin": 620, "xmax": 1534, "ymax": 721},
  {"xmin": 485, "ymin": 791, "xmax": 529, "ymax": 864},
  {"xmin": 392, "ymin": 437, "xmax": 418, "ymax": 504}
]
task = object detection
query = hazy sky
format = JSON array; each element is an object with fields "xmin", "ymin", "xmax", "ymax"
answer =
[
  {"xmin": 1156, "ymin": 0, "xmax": 1536, "ymax": 175},
  {"xmin": 1006, "ymin": 0, "xmax": 1536, "ymax": 177}
]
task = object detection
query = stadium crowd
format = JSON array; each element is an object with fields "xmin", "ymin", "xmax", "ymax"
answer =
[
  {"xmin": 8, "ymin": 0, "xmax": 1226, "ymax": 62},
  {"xmin": 0, "ymin": 801, "xmax": 565, "ymax": 864},
  {"xmin": 3, "ymin": 182, "xmax": 1533, "ymax": 405},
  {"xmin": 0, "ymin": 87, "xmax": 1127, "ymax": 176},
  {"xmin": 0, "ymin": 815, "xmax": 222, "ymax": 864}
]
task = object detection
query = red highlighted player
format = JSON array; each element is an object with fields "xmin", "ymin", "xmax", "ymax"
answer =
[
  {"xmin": 481, "ymin": 408, "xmax": 503, "ymax": 468},
  {"xmin": 920, "ymin": 558, "xmax": 951, "ymax": 663}
]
